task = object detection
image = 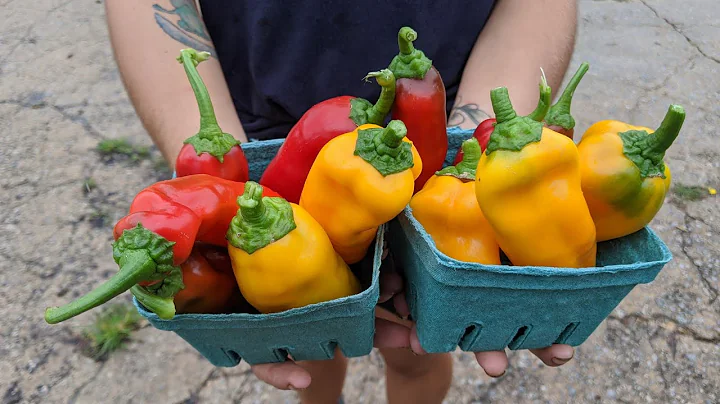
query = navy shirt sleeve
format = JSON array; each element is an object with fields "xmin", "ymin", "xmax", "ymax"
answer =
[{"xmin": 199, "ymin": 1, "xmax": 496, "ymax": 140}]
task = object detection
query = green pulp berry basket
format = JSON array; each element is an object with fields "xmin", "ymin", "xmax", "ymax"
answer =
[
  {"xmin": 135, "ymin": 139, "xmax": 383, "ymax": 367},
  {"xmin": 386, "ymin": 127, "xmax": 673, "ymax": 353}
]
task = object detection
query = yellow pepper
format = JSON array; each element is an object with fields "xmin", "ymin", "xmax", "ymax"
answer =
[
  {"xmin": 577, "ymin": 105, "xmax": 685, "ymax": 241},
  {"xmin": 475, "ymin": 79, "xmax": 597, "ymax": 268},
  {"xmin": 300, "ymin": 120, "xmax": 422, "ymax": 264},
  {"xmin": 226, "ymin": 181, "xmax": 361, "ymax": 314},
  {"xmin": 410, "ymin": 138, "xmax": 500, "ymax": 264}
]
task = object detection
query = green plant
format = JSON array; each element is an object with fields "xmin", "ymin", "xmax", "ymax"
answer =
[
  {"xmin": 82, "ymin": 303, "xmax": 143, "ymax": 361},
  {"xmin": 96, "ymin": 139, "xmax": 151, "ymax": 162},
  {"xmin": 672, "ymin": 184, "xmax": 710, "ymax": 202}
]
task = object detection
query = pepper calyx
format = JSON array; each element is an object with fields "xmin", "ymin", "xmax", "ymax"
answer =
[
  {"xmin": 178, "ymin": 48, "xmax": 236, "ymax": 161},
  {"xmin": 545, "ymin": 62, "xmax": 590, "ymax": 129},
  {"xmin": 349, "ymin": 69, "xmax": 397, "ymax": 126},
  {"xmin": 619, "ymin": 104, "xmax": 685, "ymax": 179},
  {"xmin": 131, "ymin": 285, "xmax": 176, "ymax": 320},
  {"xmin": 388, "ymin": 27, "xmax": 432, "ymax": 80},
  {"xmin": 486, "ymin": 87, "xmax": 543, "ymax": 155},
  {"xmin": 354, "ymin": 120, "xmax": 414, "ymax": 176},
  {"xmin": 44, "ymin": 224, "xmax": 183, "ymax": 324},
  {"xmin": 437, "ymin": 138, "xmax": 481, "ymax": 181},
  {"xmin": 226, "ymin": 181, "xmax": 296, "ymax": 254}
]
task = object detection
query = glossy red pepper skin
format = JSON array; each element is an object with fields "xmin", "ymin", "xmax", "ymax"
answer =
[
  {"xmin": 452, "ymin": 118, "xmax": 496, "ymax": 165},
  {"xmin": 259, "ymin": 96, "xmax": 358, "ymax": 203},
  {"xmin": 173, "ymin": 248, "xmax": 238, "ymax": 314},
  {"xmin": 114, "ymin": 174, "xmax": 279, "ymax": 249},
  {"xmin": 176, "ymin": 144, "xmax": 249, "ymax": 182},
  {"xmin": 392, "ymin": 66, "xmax": 448, "ymax": 192}
]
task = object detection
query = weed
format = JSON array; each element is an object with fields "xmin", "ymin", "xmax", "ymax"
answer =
[
  {"xmin": 82, "ymin": 303, "xmax": 143, "ymax": 361},
  {"xmin": 96, "ymin": 139, "xmax": 151, "ymax": 162},
  {"xmin": 672, "ymin": 184, "xmax": 710, "ymax": 202},
  {"xmin": 83, "ymin": 177, "xmax": 97, "ymax": 194}
]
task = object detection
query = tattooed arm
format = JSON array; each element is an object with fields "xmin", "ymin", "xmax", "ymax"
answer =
[
  {"xmin": 448, "ymin": 0, "xmax": 578, "ymax": 129},
  {"xmin": 106, "ymin": 0, "xmax": 247, "ymax": 167}
]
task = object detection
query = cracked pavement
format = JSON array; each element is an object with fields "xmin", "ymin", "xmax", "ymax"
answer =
[{"xmin": 1, "ymin": 0, "xmax": 718, "ymax": 402}]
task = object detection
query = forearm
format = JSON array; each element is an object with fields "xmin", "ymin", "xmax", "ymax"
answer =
[
  {"xmin": 449, "ymin": 0, "xmax": 578, "ymax": 128},
  {"xmin": 106, "ymin": 0, "xmax": 246, "ymax": 167}
]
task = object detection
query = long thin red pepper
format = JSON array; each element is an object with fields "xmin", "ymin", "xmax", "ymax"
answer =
[
  {"xmin": 175, "ymin": 48, "xmax": 249, "ymax": 181},
  {"xmin": 44, "ymin": 175, "xmax": 278, "ymax": 324},
  {"xmin": 387, "ymin": 27, "xmax": 448, "ymax": 192},
  {"xmin": 259, "ymin": 70, "xmax": 396, "ymax": 204}
]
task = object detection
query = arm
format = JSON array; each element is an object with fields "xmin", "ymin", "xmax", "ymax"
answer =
[
  {"xmin": 448, "ymin": 0, "xmax": 578, "ymax": 128},
  {"xmin": 106, "ymin": 0, "xmax": 247, "ymax": 167}
]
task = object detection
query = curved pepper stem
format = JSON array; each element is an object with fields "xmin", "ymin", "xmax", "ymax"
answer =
[
  {"xmin": 527, "ymin": 69, "xmax": 552, "ymax": 123},
  {"xmin": 486, "ymin": 84, "xmax": 544, "ymax": 154},
  {"xmin": 178, "ymin": 48, "xmax": 238, "ymax": 162},
  {"xmin": 545, "ymin": 62, "xmax": 590, "ymax": 129},
  {"xmin": 388, "ymin": 26, "xmax": 432, "ymax": 79},
  {"xmin": 437, "ymin": 138, "xmax": 481, "ymax": 181},
  {"xmin": 44, "ymin": 224, "xmax": 183, "ymax": 324},
  {"xmin": 226, "ymin": 182, "xmax": 297, "ymax": 254},
  {"xmin": 130, "ymin": 285, "xmax": 176, "ymax": 320},
  {"xmin": 619, "ymin": 104, "xmax": 685, "ymax": 178},
  {"xmin": 349, "ymin": 69, "xmax": 396, "ymax": 126}
]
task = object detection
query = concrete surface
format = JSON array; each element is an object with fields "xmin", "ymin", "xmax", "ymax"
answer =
[{"xmin": 1, "ymin": 0, "xmax": 718, "ymax": 403}]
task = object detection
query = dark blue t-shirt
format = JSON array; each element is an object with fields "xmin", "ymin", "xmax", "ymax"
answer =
[{"xmin": 199, "ymin": 1, "xmax": 496, "ymax": 140}]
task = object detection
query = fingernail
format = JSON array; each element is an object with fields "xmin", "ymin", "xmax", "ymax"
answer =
[
  {"xmin": 551, "ymin": 356, "xmax": 572, "ymax": 366},
  {"xmin": 490, "ymin": 370, "xmax": 506, "ymax": 378}
]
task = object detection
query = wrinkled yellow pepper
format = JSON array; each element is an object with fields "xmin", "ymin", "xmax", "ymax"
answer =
[
  {"xmin": 226, "ymin": 181, "xmax": 361, "ymax": 314},
  {"xmin": 577, "ymin": 105, "xmax": 685, "ymax": 241},
  {"xmin": 410, "ymin": 138, "xmax": 500, "ymax": 264},
  {"xmin": 475, "ymin": 80, "xmax": 597, "ymax": 268},
  {"xmin": 300, "ymin": 120, "xmax": 422, "ymax": 264}
]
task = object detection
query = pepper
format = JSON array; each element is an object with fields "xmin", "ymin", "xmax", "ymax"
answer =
[
  {"xmin": 577, "ymin": 104, "xmax": 685, "ymax": 241},
  {"xmin": 44, "ymin": 175, "xmax": 278, "ymax": 324},
  {"xmin": 300, "ymin": 120, "xmax": 422, "ymax": 264},
  {"xmin": 259, "ymin": 70, "xmax": 396, "ymax": 204},
  {"xmin": 226, "ymin": 182, "xmax": 361, "ymax": 313},
  {"xmin": 452, "ymin": 73, "xmax": 553, "ymax": 164},
  {"xmin": 175, "ymin": 48, "xmax": 249, "ymax": 181},
  {"xmin": 173, "ymin": 246, "xmax": 240, "ymax": 314},
  {"xmin": 387, "ymin": 27, "xmax": 448, "ymax": 192},
  {"xmin": 543, "ymin": 62, "xmax": 590, "ymax": 140},
  {"xmin": 411, "ymin": 138, "xmax": 500, "ymax": 264},
  {"xmin": 474, "ymin": 79, "xmax": 597, "ymax": 268}
]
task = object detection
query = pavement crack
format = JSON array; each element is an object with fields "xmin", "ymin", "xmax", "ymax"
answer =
[
  {"xmin": 608, "ymin": 313, "xmax": 720, "ymax": 344},
  {"xmin": 174, "ymin": 368, "xmax": 219, "ymax": 404},
  {"xmin": 678, "ymin": 209, "xmax": 719, "ymax": 304},
  {"xmin": 67, "ymin": 361, "xmax": 107, "ymax": 404},
  {"xmin": 640, "ymin": 0, "xmax": 720, "ymax": 65}
]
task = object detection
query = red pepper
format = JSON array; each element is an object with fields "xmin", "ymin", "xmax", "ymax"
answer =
[
  {"xmin": 44, "ymin": 175, "xmax": 278, "ymax": 324},
  {"xmin": 175, "ymin": 48, "xmax": 249, "ymax": 182},
  {"xmin": 451, "ymin": 70, "xmax": 554, "ymax": 164},
  {"xmin": 452, "ymin": 118, "xmax": 496, "ymax": 165},
  {"xmin": 173, "ymin": 247, "xmax": 238, "ymax": 314},
  {"xmin": 387, "ymin": 27, "xmax": 448, "ymax": 192},
  {"xmin": 259, "ymin": 69, "xmax": 396, "ymax": 204}
]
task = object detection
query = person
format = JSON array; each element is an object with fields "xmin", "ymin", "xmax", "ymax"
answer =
[{"xmin": 106, "ymin": 0, "xmax": 579, "ymax": 402}]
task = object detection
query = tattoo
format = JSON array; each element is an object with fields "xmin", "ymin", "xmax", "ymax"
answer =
[
  {"xmin": 153, "ymin": 0, "xmax": 215, "ymax": 56},
  {"xmin": 448, "ymin": 96, "xmax": 491, "ymax": 128}
]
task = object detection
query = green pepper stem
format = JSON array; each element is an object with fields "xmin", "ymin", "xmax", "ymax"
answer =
[
  {"xmin": 44, "ymin": 250, "xmax": 157, "ymax": 324},
  {"xmin": 379, "ymin": 120, "xmax": 407, "ymax": 149},
  {"xmin": 436, "ymin": 138, "xmax": 481, "ymax": 180},
  {"xmin": 647, "ymin": 104, "xmax": 686, "ymax": 157},
  {"xmin": 239, "ymin": 181, "xmax": 266, "ymax": 222},
  {"xmin": 363, "ymin": 69, "xmax": 396, "ymax": 125},
  {"xmin": 490, "ymin": 88, "xmax": 517, "ymax": 124},
  {"xmin": 548, "ymin": 62, "xmax": 590, "ymax": 129},
  {"xmin": 177, "ymin": 48, "xmax": 222, "ymax": 138},
  {"xmin": 527, "ymin": 69, "xmax": 552, "ymax": 122},
  {"xmin": 397, "ymin": 27, "xmax": 418, "ymax": 55},
  {"xmin": 130, "ymin": 285, "xmax": 175, "ymax": 320}
]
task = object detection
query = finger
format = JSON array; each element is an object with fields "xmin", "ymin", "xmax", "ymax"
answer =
[
  {"xmin": 374, "ymin": 318, "xmax": 411, "ymax": 349},
  {"xmin": 379, "ymin": 271, "xmax": 404, "ymax": 303},
  {"xmin": 393, "ymin": 292, "xmax": 410, "ymax": 319},
  {"xmin": 530, "ymin": 344, "xmax": 574, "ymax": 367},
  {"xmin": 474, "ymin": 350, "xmax": 509, "ymax": 377},
  {"xmin": 251, "ymin": 362, "xmax": 312, "ymax": 390},
  {"xmin": 409, "ymin": 324, "xmax": 427, "ymax": 355}
]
